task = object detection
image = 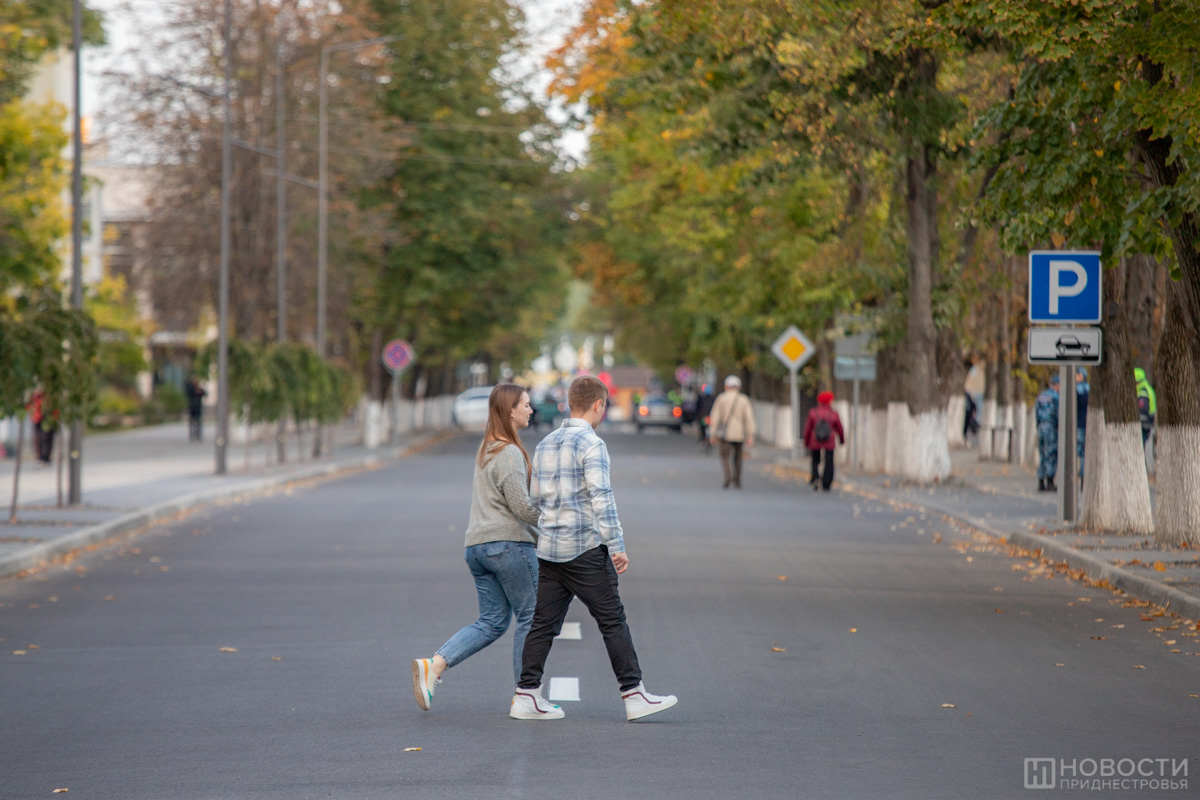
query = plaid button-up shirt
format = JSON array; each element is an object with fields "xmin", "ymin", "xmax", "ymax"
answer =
[{"xmin": 531, "ymin": 418, "xmax": 626, "ymax": 563}]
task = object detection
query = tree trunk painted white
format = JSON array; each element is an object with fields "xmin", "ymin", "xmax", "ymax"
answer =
[
  {"xmin": 946, "ymin": 393, "xmax": 966, "ymax": 449},
  {"xmin": 885, "ymin": 402, "xmax": 909, "ymax": 476},
  {"xmin": 1012, "ymin": 401, "xmax": 1027, "ymax": 466},
  {"xmin": 994, "ymin": 403, "xmax": 1011, "ymax": 461},
  {"xmin": 908, "ymin": 409, "xmax": 951, "ymax": 483},
  {"xmin": 1025, "ymin": 406, "xmax": 1039, "ymax": 466},
  {"xmin": 364, "ymin": 400, "xmax": 386, "ymax": 449},
  {"xmin": 1153, "ymin": 425, "xmax": 1200, "ymax": 545},
  {"xmin": 979, "ymin": 398, "xmax": 997, "ymax": 459},
  {"xmin": 1079, "ymin": 409, "xmax": 1154, "ymax": 534},
  {"xmin": 833, "ymin": 400, "xmax": 850, "ymax": 465},
  {"xmin": 865, "ymin": 408, "xmax": 888, "ymax": 474}
]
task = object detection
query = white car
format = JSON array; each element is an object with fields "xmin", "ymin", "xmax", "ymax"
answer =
[{"xmin": 452, "ymin": 386, "xmax": 494, "ymax": 430}]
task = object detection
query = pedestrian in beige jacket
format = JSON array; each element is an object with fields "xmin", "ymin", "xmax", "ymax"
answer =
[{"xmin": 708, "ymin": 375, "xmax": 756, "ymax": 488}]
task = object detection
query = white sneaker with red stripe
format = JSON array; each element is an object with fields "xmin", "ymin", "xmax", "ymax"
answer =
[
  {"xmin": 622, "ymin": 682, "xmax": 678, "ymax": 721},
  {"xmin": 509, "ymin": 687, "xmax": 565, "ymax": 720}
]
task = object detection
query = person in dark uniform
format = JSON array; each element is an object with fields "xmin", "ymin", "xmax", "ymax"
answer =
[
  {"xmin": 185, "ymin": 378, "xmax": 207, "ymax": 442},
  {"xmin": 1035, "ymin": 375, "xmax": 1059, "ymax": 492}
]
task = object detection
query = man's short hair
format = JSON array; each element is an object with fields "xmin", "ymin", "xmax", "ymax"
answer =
[
  {"xmin": 724, "ymin": 375, "xmax": 742, "ymax": 388},
  {"xmin": 568, "ymin": 375, "xmax": 609, "ymax": 412}
]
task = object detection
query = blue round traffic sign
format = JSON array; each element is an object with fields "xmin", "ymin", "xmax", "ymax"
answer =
[{"xmin": 382, "ymin": 339, "xmax": 415, "ymax": 373}]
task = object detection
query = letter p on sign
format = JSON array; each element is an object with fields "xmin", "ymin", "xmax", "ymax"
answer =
[
  {"xmin": 1029, "ymin": 251, "xmax": 1102, "ymax": 324},
  {"xmin": 1049, "ymin": 260, "xmax": 1087, "ymax": 314}
]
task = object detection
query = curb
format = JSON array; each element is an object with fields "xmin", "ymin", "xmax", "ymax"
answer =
[
  {"xmin": 766, "ymin": 455, "xmax": 1200, "ymax": 622},
  {"xmin": 847, "ymin": 478, "xmax": 1200, "ymax": 623},
  {"xmin": 0, "ymin": 430, "xmax": 455, "ymax": 581}
]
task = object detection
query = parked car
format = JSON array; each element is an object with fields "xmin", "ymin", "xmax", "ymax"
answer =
[
  {"xmin": 635, "ymin": 396, "xmax": 683, "ymax": 433},
  {"xmin": 452, "ymin": 386, "xmax": 494, "ymax": 430}
]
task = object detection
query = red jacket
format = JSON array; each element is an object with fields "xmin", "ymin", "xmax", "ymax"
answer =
[{"xmin": 803, "ymin": 404, "xmax": 845, "ymax": 451}]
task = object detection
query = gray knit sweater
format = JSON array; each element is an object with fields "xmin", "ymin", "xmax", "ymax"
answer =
[{"xmin": 464, "ymin": 443, "xmax": 540, "ymax": 547}]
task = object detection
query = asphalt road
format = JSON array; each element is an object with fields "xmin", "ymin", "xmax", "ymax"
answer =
[{"xmin": 2, "ymin": 428, "xmax": 1197, "ymax": 799}]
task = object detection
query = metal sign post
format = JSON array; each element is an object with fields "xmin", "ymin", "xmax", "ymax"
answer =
[
  {"xmin": 382, "ymin": 339, "xmax": 416, "ymax": 446},
  {"xmin": 771, "ymin": 326, "xmax": 816, "ymax": 461},
  {"xmin": 1028, "ymin": 251, "xmax": 1101, "ymax": 526}
]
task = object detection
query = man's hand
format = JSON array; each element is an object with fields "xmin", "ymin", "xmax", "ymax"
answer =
[
  {"xmin": 611, "ymin": 551, "xmax": 629, "ymax": 574},
  {"xmin": 746, "ymin": 437, "xmax": 754, "ymax": 447}
]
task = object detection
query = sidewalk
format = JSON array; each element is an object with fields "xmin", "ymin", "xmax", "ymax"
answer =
[
  {"xmin": 0, "ymin": 421, "xmax": 444, "ymax": 579},
  {"xmin": 773, "ymin": 447, "xmax": 1200, "ymax": 620}
]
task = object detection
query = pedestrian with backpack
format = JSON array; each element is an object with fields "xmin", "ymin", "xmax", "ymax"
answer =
[{"xmin": 804, "ymin": 391, "xmax": 845, "ymax": 492}]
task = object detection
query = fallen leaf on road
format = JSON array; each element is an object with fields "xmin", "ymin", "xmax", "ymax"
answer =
[
  {"xmin": 931, "ymin": 533, "xmax": 942, "ymax": 543},
  {"xmin": 271, "ymin": 657, "xmax": 283, "ymax": 661},
  {"xmin": 994, "ymin": 587, "xmax": 1003, "ymax": 592},
  {"xmin": 941, "ymin": 703, "xmax": 956, "ymax": 708},
  {"xmin": 47, "ymin": 596, "xmax": 58, "ymax": 603},
  {"xmin": 53, "ymin": 790, "xmax": 68, "ymax": 794},
  {"xmin": 1093, "ymin": 618, "xmax": 1104, "ymax": 623},
  {"xmin": 849, "ymin": 628, "xmax": 857, "ymax": 633},
  {"xmin": 1166, "ymin": 640, "xmax": 1177, "ymax": 645},
  {"xmin": 1112, "ymin": 624, "xmax": 1125, "ymax": 628},
  {"xmin": 1055, "ymin": 663, "xmax": 1066, "ymax": 667},
  {"xmin": 1154, "ymin": 561, "xmax": 1168, "ymax": 572},
  {"xmin": 771, "ymin": 642, "xmax": 787, "ymax": 652},
  {"xmin": 12, "ymin": 650, "xmax": 27, "ymax": 655},
  {"xmin": 1132, "ymin": 665, "xmax": 1146, "ymax": 669},
  {"xmin": 219, "ymin": 647, "xmax": 238, "ymax": 653},
  {"xmin": 995, "ymin": 609, "xmax": 1004, "ymax": 613},
  {"xmin": 775, "ymin": 575, "xmax": 789, "ymax": 581},
  {"xmin": 1091, "ymin": 636, "xmax": 1107, "ymax": 640},
  {"xmin": 1189, "ymin": 695, "xmax": 1198, "ymax": 698},
  {"xmin": 1171, "ymin": 649, "xmax": 1182, "ymax": 653},
  {"xmin": 104, "ymin": 596, "xmax": 114, "ymax": 601},
  {"xmin": 403, "ymin": 748, "xmax": 422, "ymax": 752}
]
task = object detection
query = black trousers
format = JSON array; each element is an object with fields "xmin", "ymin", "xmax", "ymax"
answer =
[
  {"xmin": 189, "ymin": 410, "xmax": 203, "ymax": 441},
  {"xmin": 719, "ymin": 440, "xmax": 744, "ymax": 485},
  {"xmin": 519, "ymin": 545, "xmax": 642, "ymax": 692},
  {"xmin": 810, "ymin": 448, "xmax": 834, "ymax": 490}
]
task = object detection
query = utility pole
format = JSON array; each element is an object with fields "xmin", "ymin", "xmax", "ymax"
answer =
[
  {"xmin": 275, "ymin": 23, "xmax": 288, "ymax": 463},
  {"xmin": 216, "ymin": 0, "xmax": 232, "ymax": 475},
  {"xmin": 68, "ymin": 0, "xmax": 84, "ymax": 504}
]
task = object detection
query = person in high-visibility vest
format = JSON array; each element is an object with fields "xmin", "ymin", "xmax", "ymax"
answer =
[{"xmin": 1134, "ymin": 368, "xmax": 1157, "ymax": 445}]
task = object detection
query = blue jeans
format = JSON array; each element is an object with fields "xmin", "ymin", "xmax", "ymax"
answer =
[{"xmin": 436, "ymin": 540, "xmax": 538, "ymax": 685}]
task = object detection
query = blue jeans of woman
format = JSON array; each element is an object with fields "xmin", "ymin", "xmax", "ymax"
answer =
[{"xmin": 436, "ymin": 540, "xmax": 538, "ymax": 685}]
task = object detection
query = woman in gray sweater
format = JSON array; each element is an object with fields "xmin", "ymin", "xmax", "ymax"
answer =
[{"xmin": 412, "ymin": 384, "xmax": 541, "ymax": 711}]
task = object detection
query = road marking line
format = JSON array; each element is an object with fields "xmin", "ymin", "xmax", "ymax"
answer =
[
  {"xmin": 548, "ymin": 677, "xmax": 580, "ymax": 702},
  {"xmin": 555, "ymin": 622, "xmax": 582, "ymax": 640}
]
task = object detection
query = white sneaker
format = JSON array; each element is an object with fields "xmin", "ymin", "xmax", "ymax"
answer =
[
  {"xmin": 509, "ymin": 687, "xmax": 565, "ymax": 720},
  {"xmin": 622, "ymin": 682, "xmax": 678, "ymax": 721},
  {"xmin": 411, "ymin": 658, "xmax": 438, "ymax": 711}
]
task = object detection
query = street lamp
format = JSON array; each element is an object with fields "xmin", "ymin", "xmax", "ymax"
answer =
[
  {"xmin": 318, "ymin": 34, "xmax": 404, "ymax": 359},
  {"xmin": 216, "ymin": 0, "xmax": 233, "ymax": 475},
  {"xmin": 68, "ymin": 0, "xmax": 83, "ymax": 503}
]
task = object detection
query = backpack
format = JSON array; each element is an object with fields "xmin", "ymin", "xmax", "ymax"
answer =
[{"xmin": 814, "ymin": 417, "xmax": 832, "ymax": 443}]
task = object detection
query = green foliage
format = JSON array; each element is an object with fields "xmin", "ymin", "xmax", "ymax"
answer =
[
  {"xmin": 194, "ymin": 339, "xmax": 357, "ymax": 427},
  {"xmin": 87, "ymin": 276, "xmax": 150, "ymax": 393},
  {"xmin": 153, "ymin": 383, "xmax": 187, "ymax": 416},
  {"xmin": 0, "ymin": 0, "xmax": 104, "ymax": 106},
  {"xmin": 0, "ymin": 289, "xmax": 98, "ymax": 424},
  {"xmin": 0, "ymin": 99, "xmax": 69, "ymax": 292},
  {"xmin": 348, "ymin": 0, "xmax": 571, "ymax": 384}
]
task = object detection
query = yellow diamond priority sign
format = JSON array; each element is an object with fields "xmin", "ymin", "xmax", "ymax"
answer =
[{"xmin": 771, "ymin": 325, "xmax": 816, "ymax": 373}]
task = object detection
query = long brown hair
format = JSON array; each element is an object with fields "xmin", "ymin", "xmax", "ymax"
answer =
[{"xmin": 477, "ymin": 384, "xmax": 532, "ymax": 482}]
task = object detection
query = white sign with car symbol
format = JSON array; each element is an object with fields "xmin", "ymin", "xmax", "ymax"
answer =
[{"xmin": 1027, "ymin": 327, "xmax": 1102, "ymax": 365}]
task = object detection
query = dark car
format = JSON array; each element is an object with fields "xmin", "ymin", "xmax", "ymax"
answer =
[
  {"xmin": 1056, "ymin": 335, "xmax": 1091, "ymax": 356},
  {"xmin": 635, "ymin": 396, "xmax": 683, "ymax": 433}
]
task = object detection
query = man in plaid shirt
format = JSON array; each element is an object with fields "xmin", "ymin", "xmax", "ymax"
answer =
[{"xmin": 509, "ymin": 375, "xmax": 678, "ymax": 722}]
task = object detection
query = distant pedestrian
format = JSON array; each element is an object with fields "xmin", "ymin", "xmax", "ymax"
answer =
[
  {"xmin": 963, "ymin": 391, "xmax": 980, "ymax": 445},
  {"xmin": 709, "ymin": 375, "xmax": 755, "ymax": 489},
  {"xmin": 1076, "ymin": 369, "xmax": 1089, "ymax": 483},
  {"xmin": 185, "ymin": 378, "xmax": 207, "ymax": 442},
  {"xmin": 1135, "ymin": 368, "xmax": 1156, "ymax": 446},
  {"xmin": 696, "ymin": 384, "xmax": 716, "ymax": 453},
  {"xmin": 1035, "ymin": 375, "xmax": 1059, "ymax": 492},
  {"xmin": 804, "ymin": 391, "xmax": 845, "ymax": 492},
  {"xmin": 26, "ymin": 389, "xmax": 55, "ymax": 466},
  {"xmin": 513, "ymin": 375, "xmax": 677, "ymax": 721},
  {"xmin": 411, "ymin": 384, "xmax": 541, "ymax": 712}
]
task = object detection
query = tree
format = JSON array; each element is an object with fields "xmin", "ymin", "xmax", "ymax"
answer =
[
  {"xmin": 932, "ymin": 0, "xmax": 1198, "ymax": 537},
  {"xmin": 0, "ymin": 99, "xmax": 68, "ymax": 292}
]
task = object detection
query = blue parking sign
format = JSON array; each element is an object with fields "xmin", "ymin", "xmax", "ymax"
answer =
[{"xmin": 1028, "ymin": 251, "xmax": 1102, "ymax": 323}]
